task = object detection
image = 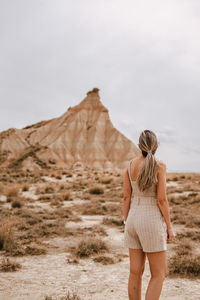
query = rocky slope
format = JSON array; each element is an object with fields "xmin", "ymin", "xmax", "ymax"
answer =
[{"xmin": 0, "ymin": 88, "xmax": 139, "ymax": 171}]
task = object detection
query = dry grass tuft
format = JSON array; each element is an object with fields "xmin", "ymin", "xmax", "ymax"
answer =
[
  {"xmin": 93, "ymin": 255, "xmax": 114, "ymax": 265},
  {"xmin": 0, "ymin": 217, "xmax": 18, "ymax": 252},
  {"xmin": 75, "ymin": 238, "xmax": 108, "ymax": 258},
  {"xmin": 45, "ymin": 186, "xmax": 55, "ymax": 193},
  {"xmin": 44, "ymin": 291, "xmax": 81, "ymax": 300},
  {"xmin": 88, "ymin": 225, "xmax": 108, "ymax": 236},
  {"xmin": 11, "ymin": 198, "xmax": 23, "ymax": 208},
  {"xmin": 174, "ymin": 239, "xmax": 193, "ymax": 256},
  {"xmin": 22, "ymin": 184, "xmax": 30, "ymax": 191},
  {"xmin": 35, "ymin": 184, "xmax": 56, "ymax": 195},
  {"xmin": 89, "ymin": 186, "xmax": 104, "ymax": 195},
  {"xmin": 102, "ymin": 217, "xmax": 123, "ymax": 226},
  {"xmin": 168, "ymin": 236, "xmax": 200, "ymax": 278},
  {"xmin": 172, "ymin": 177, "xmax": 179, "ymax": 181},
  {"xmin": 0, "ymin": 258, "xmax": 22, "ymax": 272},
  {"xmin": 67, "ymin": 257, "xmax": 79, "ymax": 264},
  {"xmin": 168, "ymin": 254, "xmax": 200, "ymax": 278},
  {"xmin": 176, "ymin": 230, "xmax": 200, "ymax": 241},
  {"xmin": 24, "ymin": 245, "xmax": 47, "ymax": 256},
  {"xmin": 190, "ymin": 195, "xmax": 200, "ymax": 204},
  {"xmin": 81, "ymin": 203, "xmax": 106, "ymax": 215}
]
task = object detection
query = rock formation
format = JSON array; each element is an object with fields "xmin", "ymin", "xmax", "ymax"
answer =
[{"xmin": 0, "ymin": 88, "xmax": 140, "ymax": 171}]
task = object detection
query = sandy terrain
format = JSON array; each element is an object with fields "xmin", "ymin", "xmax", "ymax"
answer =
[
  {"xmin": 0, "ymin": 171, "xmax": 199, "ymax": 300},
  {"xmin": 0, "ymin": 217, "xmax": 200, "ymax": 300}
]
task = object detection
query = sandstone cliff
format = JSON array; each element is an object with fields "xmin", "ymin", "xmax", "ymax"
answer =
[{"xmin": 0, "ymin": 88, "xmax": 140, "ymax": 171}]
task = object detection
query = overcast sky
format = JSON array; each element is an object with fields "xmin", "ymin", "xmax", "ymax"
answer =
[{"xmin": 0, "ymin": 0, "xmax": 199, "ymax": 172}]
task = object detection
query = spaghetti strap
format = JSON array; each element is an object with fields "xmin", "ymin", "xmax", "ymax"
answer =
[{"xmin": 128, "ymin": 159, "xmax": 133, "ymax": 182}]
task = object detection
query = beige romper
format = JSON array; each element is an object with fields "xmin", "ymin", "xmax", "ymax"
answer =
[{"xmin": 124, "ymin": 159, "xmax": 167, "ymax": 252}]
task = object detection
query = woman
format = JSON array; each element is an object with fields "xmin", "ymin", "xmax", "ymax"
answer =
[{"xmin": 123, "ymin": 129, "xmax": 174, "ymax": 300}]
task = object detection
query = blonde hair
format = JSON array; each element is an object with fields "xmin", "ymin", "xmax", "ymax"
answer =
[{"xmin": 136, "ymin": 130, "xmax": 159, "ymax": 191}]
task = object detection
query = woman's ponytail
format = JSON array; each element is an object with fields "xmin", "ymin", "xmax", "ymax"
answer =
[{"xmin": 136, "ymin": 130, "xmax": 159, "ymax": 191}]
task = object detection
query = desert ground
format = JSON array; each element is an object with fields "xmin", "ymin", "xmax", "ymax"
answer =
[{"xmin": 0, "ymin": 163, "xmax": 199, "ymax": 300}]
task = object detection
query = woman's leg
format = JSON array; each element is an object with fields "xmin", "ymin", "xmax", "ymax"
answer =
[
  {"xmin": 145, "ymin": 250, "xmax": 167, "ymax": 300},
  {"xmin": 128, "ymin": 248, "xmax": 146, "ymax": 300}
]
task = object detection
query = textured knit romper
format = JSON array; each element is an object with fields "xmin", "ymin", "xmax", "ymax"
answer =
[{"xmin": 124, "ymin": 159, "xmax": 167, "ymax": 252}]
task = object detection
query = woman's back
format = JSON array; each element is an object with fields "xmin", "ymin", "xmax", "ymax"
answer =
[{"xmin": 129, "ymin": 157, "xmax": 158, "ymax": 197}]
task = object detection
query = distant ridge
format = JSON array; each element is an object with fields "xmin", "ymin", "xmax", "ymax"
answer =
[{"xmin": 0, "ymin": 88, "xmax": 140, "ymax": 171}]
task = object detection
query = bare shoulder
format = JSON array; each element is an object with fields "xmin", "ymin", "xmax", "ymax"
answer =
[
  {"xmin": 127, "ymin": 157, "xmax": 137, "ymax": 168},
  {"xmin": 157, "ymin": 160, "xmax": 166, "ymax": 173},
  {"xmin": 125, "ymin": 157, "xmax": 137, "ymax": 173},
  {"xmin": 132, "ymin": 156, "xmax": 140, "ymax": 164}
]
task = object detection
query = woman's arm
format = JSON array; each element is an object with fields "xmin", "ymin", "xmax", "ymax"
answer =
[
  {"xmin": 157, "ymin": 162, "xmax": 172, "ymax": 229},
  {"xmin": 123, "ymin": 168, "xmax": 132, "ymax": 221}
]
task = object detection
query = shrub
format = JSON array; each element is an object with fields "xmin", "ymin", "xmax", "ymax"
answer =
[
  {"xmin": 190, "ymin": 196, "xmax": 200, "ymax": 204},
  {"xmin": 89, "ymin": 225, "xmax": 108, "ymax": 236},
  {"xmin": 176, "ymin": 231, "xmax": 200, "ymax": 241},
  {"xmin": 102, "ymin": 217, "xmax": 123, "ymax": 226},
  {"xmin": 67, "ymin": 257, "xmax": 79, "ymax": 264},
  {"xmin": 12, "ymin": 200, "xmax": 23, "ymax": 208},
  {"xmin": 25, "ymin": 246, "xmax": 46, "ymax": 256},
  {"xmin": 168, "ymin": 195, "xmax": 182, "ymax": 205},
  {"xmin": 22, "ymin": 184, "xmax": 29, "ymax": 191},
  {"xmin": 39, "ymin": 196, "xmax": 51, "ymax": 201},
  {"xmin": 168, "ymin": 254, "xmax": 200, "ymax": 278},
  {"xmin": 188, "ymin": 192, "xmax": 198, "ymax": 197},
  {"xmin": 89, "ymin": 186, "xmax": 104, "ymax": 195},
  {"xmin": 0, "ymin": 258, "xmax": 21, "ymax": 272},
  {"xmin": 172, "ymin": 177, "xmax": 178, "ymax": 181},
  {"xmin": 75, "ymin": 238, "xmax": 108, "ymax": 258},
  {"xmin": 93, "ymin": 255, "xmax": 114, "ymax": 265},
  {"xmin": 66, "ymin": 173, "xmax": 72, "ymax": 177},
  {"xmin": 48, "ymin": 159, "xmax": 56, "ymax": 165},
  {"xmin": 174, "ymin": 241, "xmax": 192, "ymax": 256},
  {"xmin": 81, "ymin": 203, "xmax": 106, "ymax": 215},
  {"xmin": 45, "ymin": 186, "xmax": 54, "ymax": 193},
  {"xmin": 0, "ymin": 218, "xmax": 17, "ymax": 252},
  {"xmin": 45, "ymin": 291, "xmax": 81, "ymax": 300}
]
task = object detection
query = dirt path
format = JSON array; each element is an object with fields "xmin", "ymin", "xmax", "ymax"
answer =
[{"xmin": 0, "ymin": 219, "xmax": 199, "ymax": 300}]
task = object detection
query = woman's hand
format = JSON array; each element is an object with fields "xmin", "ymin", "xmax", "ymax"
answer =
[{"xmin": 167, "ymin": 226, "xmax": 175, "ymax": 242}]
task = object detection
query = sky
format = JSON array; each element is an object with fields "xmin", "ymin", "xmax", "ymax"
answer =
[{"xmin": 0, "ymin": 0, "xmax": 199, "ymax": 172}]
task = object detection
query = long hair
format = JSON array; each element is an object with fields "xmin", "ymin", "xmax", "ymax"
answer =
[{"xmin": 136, "ymin": 129, "xmax": 159, "ymax": 192}]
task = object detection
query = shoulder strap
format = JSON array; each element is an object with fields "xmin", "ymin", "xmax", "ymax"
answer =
[{"xmin": 128, "ymin": 159, "xmax": 133, "ymax": 182}]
